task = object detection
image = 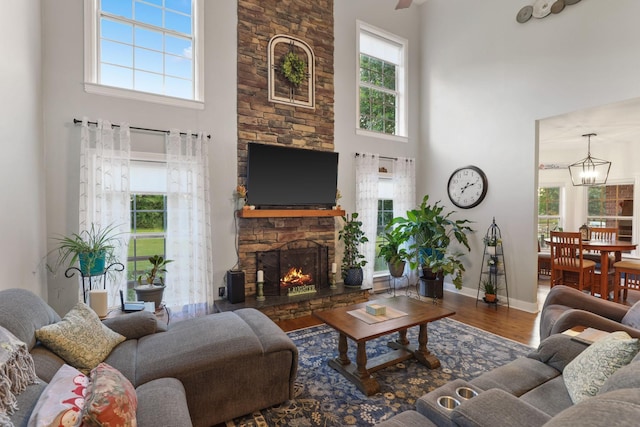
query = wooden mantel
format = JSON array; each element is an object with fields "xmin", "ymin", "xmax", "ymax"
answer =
[{"xmin": 237, "ymin": 208, "xmax": 345, "ymax": 218}]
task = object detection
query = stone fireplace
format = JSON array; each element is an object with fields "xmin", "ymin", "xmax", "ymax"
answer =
[{"xmin": 257, "ymin": 239, "xmax": 329, "ymax": 296}]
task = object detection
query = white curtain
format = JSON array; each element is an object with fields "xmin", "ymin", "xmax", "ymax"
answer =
[
  {"xmin": 393, "ymin": 157, "xmax": 416, "ymax": 279},
  {"xmin": 165, "ymin": 130, "xmax": 214, "ymax": 315},
  {"xmin": 355, "ymin": 153, "xmax": 380, "ymax": 289},
  {"xmin": 79, "ymin": 118, "xmax": 131, "ymax": 307}
]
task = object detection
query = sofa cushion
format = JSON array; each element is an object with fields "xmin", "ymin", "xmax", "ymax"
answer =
[
  {"xmin": 599, "ymin": 358, "xmax": 640, "ymax": 394},
  {"xmin": 27, "ymin": 364, "xmax": 88, "ymax": 427},
  {"xmin": 470, "ymin": 357, "xmax": 560, "ymax": 397},
  {"xmin": 0, "ymin": 289, "xmax": 61, "ymax": 350},
  {"xmin": 519, "ymin": 376, "xmax": 573, "ymax": 417},
  {"xmin": 35, "ymin": 303, "xmax": 125, "ymax": 374},
  {"xmin": 527, "ymin": 333, "xmax": 587, "ymax": 372},
  {"xmin": 375, "ymin": 410, "xmax": 436, "ymax": 427},
  {"xmin": 563, "ymin": 331, "xmax": 640, "ymax": 403},
  {"xmin": 136, "ymin": 378, "xmax": 193, "ymax": 427},
  {"xmin": 82, "ymin": 363, "xmax": 137, "ymax": 427},
  {"xmin": 621, "ymin": 301, "xmax": 640, "ymax": 329},
  {"xmin": 543, "ymin": 388, "xmax": 640, "ymax": 427}
]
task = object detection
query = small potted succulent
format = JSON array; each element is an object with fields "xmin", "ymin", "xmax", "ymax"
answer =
[
  {"xmin": 481, "ymin": 279, "xmax": 498, "ymax": 303},
  {"xmin": 134, "ymin": 255, "xmax": 173, "ymax": 308}
]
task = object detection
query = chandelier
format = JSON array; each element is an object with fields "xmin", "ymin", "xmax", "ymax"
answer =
[{"xmin": 568, "ymin": 133, "xmax": 611, "ymax": 186}]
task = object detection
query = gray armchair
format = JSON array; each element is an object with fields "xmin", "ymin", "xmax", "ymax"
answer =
[{"xmin": 540, "ymin": 284, "xmax": 640, "ymax": 340}]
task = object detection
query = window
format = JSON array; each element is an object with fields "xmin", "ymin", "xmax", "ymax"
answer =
[
  {"xmin": 128, "ymin": 158, "xmax": 168, "ymax": 286},
  {"xmin": 587, "ymin": 184, "xmax": 634, "ymax": 243},
  {"xmin": 129, "ymin": 194, "xmax": 167, "ymax": 284},
  {"xmin": 374, "ymin": 170, "xmax": 394, "ymax": 274},
  {"xmin": 84, "ymin": 0, "xmax": 204, "ymax": 108},
  {"xmin": 357, "ymin": 21, "xmax": 407, "ymax": 140},
  {"xmin": 538, "ymin": 186, "xmax": 562, "ymax": 249}
]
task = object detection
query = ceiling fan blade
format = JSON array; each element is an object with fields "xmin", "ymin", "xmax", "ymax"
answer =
[{"xmin": 395, "ymin": 0, "xmax": 413, "ymax": 10}]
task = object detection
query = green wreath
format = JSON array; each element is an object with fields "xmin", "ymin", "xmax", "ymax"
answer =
[{"xmin": 281, "ymin": 52, "xmax": 306, "ymax": 87}]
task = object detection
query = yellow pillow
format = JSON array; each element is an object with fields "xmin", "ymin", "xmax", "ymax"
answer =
[{"xmin": 35, "ymin": 302, "xmax": 125, "ymax": 374}]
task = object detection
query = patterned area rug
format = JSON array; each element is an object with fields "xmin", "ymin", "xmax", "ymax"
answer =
[{"xmin": 226, "ymin": 317, "xmax": 532, "ymax": 426}]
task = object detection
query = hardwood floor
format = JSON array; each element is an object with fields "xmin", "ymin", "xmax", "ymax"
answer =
[{"xmin": 276, "ymin": 277, "xmax": 640, "ymax": 348}]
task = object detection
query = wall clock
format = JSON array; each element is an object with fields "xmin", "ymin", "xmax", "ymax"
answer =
[{"xmin": 447, "ymin": 165, "xmax": 488, "ymax": 209}]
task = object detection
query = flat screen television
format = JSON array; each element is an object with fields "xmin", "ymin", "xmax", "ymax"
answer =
[{"xmin": 246, "ymin": 143, "xmax": 339, "ymax": 208}]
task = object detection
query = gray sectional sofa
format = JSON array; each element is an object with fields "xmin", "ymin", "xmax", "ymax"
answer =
[
  {"xmin": 1, "ymin": 288, "xmax": 298, "ymax": 427},
  {"xmin": 377, "ymin": 292, "xmax": 640, "ymax": 426}
]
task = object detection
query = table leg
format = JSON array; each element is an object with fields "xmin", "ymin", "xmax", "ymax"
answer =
[
  {"xmin": 413, "ymin": 323, "xmax": 440, "ymax": 369},
  {"xmin": 599, "ymin": 250, "xmax": 610, "ymax": 299},
  {"xmin": 337, "ymin": 333, "xmax": 350, "ymax": 366},
  {"xmin": 396, "ymin": 329, "xmax": 409, "ymax": 346}
]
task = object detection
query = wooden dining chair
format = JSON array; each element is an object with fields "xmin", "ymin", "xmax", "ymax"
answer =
[
  {"xmin": 549, "ymin": 231, "xmax": 596, "ymax": 293},
  {"xmin": 613, "ymin": 260, "xmax": 640, "ymax": 302},
  {"xmin": 584, "ymin": 227, "xmax": 618, "ymax": 294},
  {"xmin": 537, "ymin": 241, "xmax": 551, "ymax": 278}
]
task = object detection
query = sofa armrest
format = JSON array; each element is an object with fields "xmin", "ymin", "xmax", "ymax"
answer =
[
  {"xmin": 543, "ymin": 285, "xmax": 628, "ymax": 321},
  {"xmin": 451, "ymin": 389, "xmax": 551, "ymax": 427},
  {"xmin": 102, "ymin": 311, "xmax": 159, "ymax": 339},
  {"xmin": 527, "ymin": 333, "xmax": 587, "ymax": 372},
  {"xmin": 550, "ymin": 309, "xmax": 640, "ymax": 339},
  {"xmin": 136, "ymin": 377, "xmax": 192, "ymax": 427}
]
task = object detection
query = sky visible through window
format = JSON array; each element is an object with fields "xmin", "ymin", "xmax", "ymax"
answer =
[{"xmin": 99, "ymin": 0, "xmax": 194, "ymax": 99}]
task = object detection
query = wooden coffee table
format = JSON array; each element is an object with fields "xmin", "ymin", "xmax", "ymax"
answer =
[{"xmin": 313, "ymin": 296, "xmax": 455, "ymax": 395}]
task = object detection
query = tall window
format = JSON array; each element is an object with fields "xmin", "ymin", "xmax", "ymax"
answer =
[
  {"xmin": 374, "ymin": 169, "xmax": 394, "ymax": 274},
  {"xmin": 587, "ymin": 184, "xmax": 634, "ymax": 243},
  {"xmin": 357, "ymin": 21, "xmax": 407, "ymax": 140},
  {"xmin": 538, "ymin": 186, "xmax": 562, "ymax": 249},
  {"xmin": 84, "ymin": 0, "xmax": 204, "ymax": 107},
  {"xmin": 128, "ymin": 194, "xmax": 167, "ymax": 284}
]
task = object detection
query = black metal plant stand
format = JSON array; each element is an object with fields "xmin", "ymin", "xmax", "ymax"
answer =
[
  {"xmin": 65, "ymin": 262, "xmax": 124, "ymax": 303},
  {"xmin": 476, "ymin": 218, "xmax": 509, "ymax": 309}
]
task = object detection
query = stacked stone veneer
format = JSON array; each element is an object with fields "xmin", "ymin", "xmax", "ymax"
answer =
[
  {"xmin": 258, "ymin": 291, "xmax": 370, "ymax": 322},
  {"xmin": 236, "ymin": 0, "xmax": 336, "ymax": 299}
]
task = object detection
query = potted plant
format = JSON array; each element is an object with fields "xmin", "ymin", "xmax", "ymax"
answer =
[
  {"xmin": 487, "ymin": 256, "xmax": 499, "ymax": 274},
  {"xmin": 339, "ymin": 213, "xmax": 368, "ymax": 287},
  {"xmin": 481, "ymin": 279, "xmax": 498, "ymax": 302},
  {"xmin": 134, "ymin": 255, "xmax": 173, "ymax": 308},
  {"xmin": 378, "ymin": 225, "xmax": 409, "ymax": 278},
  {"xmin": 391, "ymin": 195, "xmax": 473, "ymax": 294},
  {"xmin": 483, "ymin": 235, "xmax": 500, "ymax": 255},
  {"xmin": 49, "ymin": 223, "xmax": 121, "ymax": 276}
]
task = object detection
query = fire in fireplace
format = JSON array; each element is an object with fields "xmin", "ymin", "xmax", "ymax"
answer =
[{"xmin": 257, "ymin": 240, "xmax": 329, "ymax": 296}]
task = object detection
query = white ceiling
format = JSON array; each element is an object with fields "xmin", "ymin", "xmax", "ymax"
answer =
[{"xmin": 539, "ymin": 97, "xmax": 640, "ymax": 151}]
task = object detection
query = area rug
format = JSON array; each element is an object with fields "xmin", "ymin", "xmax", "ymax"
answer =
[{"xmin": 226, "ymin": 318, "xmax": 532, "ymax": 426}]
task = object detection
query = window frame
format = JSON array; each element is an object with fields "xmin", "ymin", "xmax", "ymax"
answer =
[
  {"xmin": 538, "ymin": 185, "xmax": 563, "ymax": 249},
  {"xmin": 83, "ymin": 0, "xmax": 204, "ymax": 109},
  {"xmin": 356, "ymin": 20, "xmax": 408, "ymax": 143},
  {"xmin": 586, "ymin": 181, "xmax": 635, "ymax": 250}
]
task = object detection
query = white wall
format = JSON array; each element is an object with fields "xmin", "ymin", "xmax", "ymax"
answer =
[
  {"xmin": 420, "ymin": 0, "xmax": 640, "ymax": 310},
  {"xmin": 0, "ymin": 0, "xmax": 47, "ymax": 297},
  {"xmin": 42, "ymin": 0, "xmax": 238, "ymax": 314}
]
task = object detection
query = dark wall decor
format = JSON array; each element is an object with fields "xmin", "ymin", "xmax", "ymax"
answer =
[{"xmin": 236, "ymin": 0, "xmax": 335, "ymax": 297}]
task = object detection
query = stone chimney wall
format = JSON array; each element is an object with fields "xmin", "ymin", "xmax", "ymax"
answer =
[{"xmin": 236, "ymin": 0, "xmax": 336, "ymax": 296}]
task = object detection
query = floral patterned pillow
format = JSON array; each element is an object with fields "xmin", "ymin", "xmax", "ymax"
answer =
[
  {"xmin": 82, "ymin": 363, "xmax": 137, "ymax": 427},
  {"xmin": 35, "ymin": 303, "xmax": 125, "ymax": 374},
  {"xmin": 27, "ymin": 364, "xmax": 88, "ymax": 427}
]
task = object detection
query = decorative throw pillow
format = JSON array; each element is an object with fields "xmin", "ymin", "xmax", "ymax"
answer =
[
  {"xmin": 27, "ymin": 364, "xmax": 88, "ymax": 427},
  {"xmin": 563, "ymin": 331, "xmax": 640, "ymax": 403},
  {"xmin": 35, "ymin": 302, "xmax": 125, "ymax": 373},
  {"xmin": 0, "ymin": 325, "xmax": 39, "ymax": 419},
  {"xmin": 621, "ymin": 301, "xmax": 640, "ymax": 329},
  {"xmin": 82, "ymin": 363, "xmax": 137, "ymax": 427}
]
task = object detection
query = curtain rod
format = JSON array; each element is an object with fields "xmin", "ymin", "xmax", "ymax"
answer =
[
  {"xmin": 354, "ymin": 153, "xmax": 414, "ymax": 161},
  {"xmin": 73, "ymin": 118, "xmax": 211, "ymax": 140}
]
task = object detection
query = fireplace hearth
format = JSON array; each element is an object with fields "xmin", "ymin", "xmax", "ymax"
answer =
[{"xmin": 257, "ymin": 239, "xmax": 329, "ymax": 296}]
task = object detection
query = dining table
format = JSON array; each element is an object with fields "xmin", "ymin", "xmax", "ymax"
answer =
[{"xmin": 581, "ymin": 239, "xmax": 637, "ymax": 299}]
